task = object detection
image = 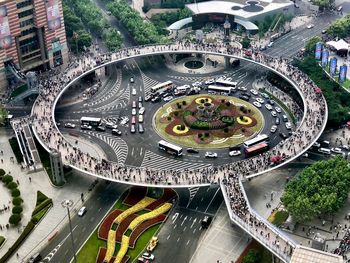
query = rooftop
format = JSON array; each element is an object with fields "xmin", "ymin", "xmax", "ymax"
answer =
[{"xmin": 290, "ymin": 246, "xmax": 343, "ymax": 263}]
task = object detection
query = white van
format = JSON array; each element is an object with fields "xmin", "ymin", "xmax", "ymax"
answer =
[{"xmin": 318, "ymin": 148, "xmax": 331, "ymax": 155}]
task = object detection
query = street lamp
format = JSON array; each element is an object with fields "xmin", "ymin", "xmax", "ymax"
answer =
[{"xmin": 61, "ymin": 200, "xmax": 77, "ymax": 263}]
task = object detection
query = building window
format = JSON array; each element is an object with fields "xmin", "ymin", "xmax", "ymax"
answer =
[
  {"xmin": 16, "ymin": 0, "xmax": 33, "ymax": 9},
  {"xmin": 20, "ymin": 18, "xmax": 34, "ymax": 27},
  {"xmin": 18, "ymin": 9, "xmax": 33, "ymax": 18}
]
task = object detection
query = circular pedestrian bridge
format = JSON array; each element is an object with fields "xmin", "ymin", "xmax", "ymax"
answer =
[{"xmin": 31, "ymin": 42, "xmax": 328, "ymax": 188}]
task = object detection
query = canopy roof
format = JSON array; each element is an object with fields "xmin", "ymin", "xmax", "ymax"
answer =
[{"xmin": 326, "ymin": 39, "xmax": 349, "ymax": 50}]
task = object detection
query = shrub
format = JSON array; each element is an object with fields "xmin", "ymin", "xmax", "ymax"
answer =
[
  {"xmin": 12, "ymin": 206, "xmax": 23, "ymax": 214},
  {"xmin": 2, "ymin": 175, "xmax": 13, "ymax": 185},
  {"xmin": 182, "ymin": 101, "xmax": 186, "ymax": 105},
  {"xmin": 224, "ymin": 127, "xmax": 229, "ymax": 133},
  {"xmin": 226, "ymin": 101, "xmax": 231, "ymax": 107},
  {"xmin": 191, "ymin": 120, "xmax": 209, "ymax": 130},
  {"xmin": 204, "ymin": 132, "xmax": 209, "ymax": 137},
  {"xmin": 177, "ymin": 104, "xmax": 182, "ymax": 109},
  {"xmin": 241, "ymin": 128, "xmax": 246, "ymax": 132},
  {"xmin": 221, "ymin": 99, "xmax": 225, "ymax": 103},
  {"xmin": 0, "ymin": 169, "xmax": 5, "ymax": 176},
  {"xmin": 12, "ymin": 197, "xmax": 23, "ymax": 206},
  {"xmin": 7, "ymin": 182, "xmax": 18, "ymax": 190},
  {"xmin": 167, "ymin": 116, "xmax": 171, "ymax": 121},
  {"xmin": 11, "ymin": 189, "xmax": 20, "ymax": 197},
  {"xmin": 174, "ymin": 111, "xmax": 179, "ymax": 117},
  {"xmin": 36, "ymin": 191, "xmax": 49, "ymax": 206},
  {"xmin": 32, "ymin": 198, "xmax": 53, "ymax": 217},
  {"xmin": 180, "ymin": 124, "xmax": 185, "ymax": 130},
  {"xmin": 240, "ymin": 116, "xmax": 244, "ymax": 120},
  {"xmin": 9, "ymin": 214, "xmax": 21, "ymax": 225},
  {"xmin": 240, "ymin": 106, "xmax": 245, "ymax": 111},
  {"xmin": 200, "ymin": 99, "xmax": 205, "ymax": 103}
]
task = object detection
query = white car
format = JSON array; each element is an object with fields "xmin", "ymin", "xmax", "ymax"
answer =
[
  {"xmin": 271, "ymin": 111, "xmax": 277, "ymax": 117},
  {"xmin": 205, "ymin": 152, "xmax": 217, "ymax": 158},
  {"xmin": 265, "ymin": 104, "xmax": 273, "ymax": 111},
  {"xmin": 130, "ymin": 77, "xmax": 134, "ymax": 83},
  {"xmin": 253, "ymin": 101, "xmax": 262, "ymax": 108},
  {"xmin": 267, "ymin": 42, "xmax": 274, "ymax": 47},
  {"xmin": 131, "ymin": 108, "xmax": 137, "ymax": 116},
  {"xmin": 229, "ymin": 150, "xmax": 241, "ymax": 157},
  {"xmin": 139, "ymin": 107, "xmax": 145, "ymax": 115},
  {"xmin": 120, "ymin": 117, "xmax": 129, "ymax": 125},
  {"xmin": 64, "ymin": 123, "xmax": 76, "ymax": 128},
  {"xmin": 81, "ymin": 124, "xmax": 92, "ymax": 130},
  {"xmin": 78, "ymin": 207, "xmax": 87, "ymax": 217},
  {"xmin": 285, "ymin": 122, "xmax": 292, "ymax": 130},
  {"xmin": 270, "ymin": 125, "xmax": 277, "ymax": 133},
  {"xmin": 132, "ymin": 88, "xmax": 137, "ymax": 95},
  {"xmin": 275, "ymin": 106, "xmax": 282, "ymax": 113},
  {"xmin": 307, "ymin": 24, "xmax": 314, "ymax": 29},
  {"xmin": 256, "ymin": 98, "xmax": 265, "ymax": 104},
  {"xmin": 250, "ymin": 89, "xmax": 258, "ymax": 95},
  {"xmin": 238, "ymin": 86, "xmax": 247, "ymax": 91},
  {"xmin": 205, "ymin": 79, "xmax": 215, "ymax": 85},
  {"xmin": 163, "ymin": 96, "xmax": 173, "ymax": 102},
  {"xmin": 142, "ymin": 252, "xmax": 155, "ymax": 260},
  {"xmin": 331, "ymin": 147, "xmax": 344, "ymax": 154},
  {"xmin": 226, "ymin": 77, "xmax": 232, "ymax": 81}
]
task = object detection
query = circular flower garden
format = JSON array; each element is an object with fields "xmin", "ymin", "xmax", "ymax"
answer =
[{"xmin": 154, "ymin": 94, "xmax": 264, "ymax": 149}]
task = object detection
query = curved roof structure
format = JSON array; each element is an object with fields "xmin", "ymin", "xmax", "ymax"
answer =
[
  {"xmin": 234, "ymin": 17, "xmax": 259, "ymax": 30},
  {"xmin": 167, "ymin": 17, "xmax": 193, "ymax": 30}
]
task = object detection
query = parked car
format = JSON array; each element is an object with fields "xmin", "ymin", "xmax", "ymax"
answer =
[
  {"xmin": 270, "ymin": 125, "xmax": 277, "ymax": 133},
  {"xmin": 151, "ymin": 96, "xmax": 161, "ymax": 103},
  {"xmin": 78, "ymin": 206, "xmax": 87, "ymax": 216},
  {"xmin": 331, "ymin": 147, "xmax": 344, "ymax": 155},
  {"xmin": 163, "ymin": 96, "xmax": 173, "ymax": 102},
  {"xmin": 132, "ymin": 108, "xmax": 137, "ymax": 116},
  {"xmin": 275, "ymin": 117, "xmax": 280, "ymax": 125},
  {"xmin": 250, "ymin": 89, "xmax": 258, "ymax": 95},
  {"xmin": 253, "ymin": 101, "xmax": 261, "ymax": 108},
  {"xmin": 139, "ymin": 107, "xmax": 145, "ymax": 115},
  {"xmin": 260, "ymin": 92, "xmax": 269, "ymax": 99},
  {"xmin": 142, "ymin": 252, "xmax": 155, "ymax": 260},
  {"xmin": 144, "ymin": 95, "xmax": 152, "ymax": 102},
  {"xmin": 238, "ymin": 86, "xmax": 247, "ymax": 91},
  {"xmin": 205, "ymin": 152, "xmax": 217, "ymax": 158},
  {"xmin": 138, "ymin": 96, "xmax": 143, "ymax": 102},
  {"xmin": 267, "ymin": 41, "xmax": 274, "ymax": 47},
  {"xmin": 282, "ymin": 115, "xmax": 288, "ymax": 122},
  {"xmin": 279, "ymin": 132, "xmax": 288, "ymax": 139},
  {"xmin": 307, "ymin": 24, "xmax": 314, "ymax": 29},
  {"xmin": 239, "ymin": 95, "xmax": 250, "ymax": 101},
  {"xmin": 271, "ymin": 111, "xmax": 277, "ymax": 117},
  {"xmin": 147, "ymin": 236, "xmax": 158, "ymax": 252},
  {"xmin": 275, "ymin": 106, "xmax": 282, "ymax": 113},
  {"xmin": 112, "ymin": 129, "xmax": 122, "ymax": 136}
]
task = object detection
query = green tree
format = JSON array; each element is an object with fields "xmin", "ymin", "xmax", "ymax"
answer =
[
  {"xmin": 242, "ymin": 249, "xmax": 262, "ymax": 263},
  {"xmin": 326, "ymin": 14, "xmax": 350, "ymax": 38},
  {"xmin": 281, "ymin": 157, "xmax": 350, "ymax": 222},
  {"xmin": 311, "ymin": 0, "xmax": 334, "ymax": 10},
  {"xmin": 9, "ymin": 214, "xmax": 21, "ymax": 225},
  {"xmin": 241, "ymin": 36, "xmax": 251, "ymax": 49}
]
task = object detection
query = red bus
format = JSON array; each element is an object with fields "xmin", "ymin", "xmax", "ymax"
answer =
[{"xmin": 245, "ymin": 142, "xmax": 269, "ymax": 157}]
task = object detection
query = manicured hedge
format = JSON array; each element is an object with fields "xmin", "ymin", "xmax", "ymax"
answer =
[
  {"xmin": 0, "ymin": 221, "xmax": 35, "ymax": 263},
  {"xmin": 36, "ymin": 191, "xmax": 49, "ymax": 206},
  {"xmin": 12, "ymin": 197, "xmax": 23, "ymax": 206},
  {"xmin": 11, "ymin": 189, "xmax": 20, "ymax": 197},
  {"xmin": 9, "ymin": 214, "xmax": 21, "ymax": 225},
  {"xmin": 32, "ymin": 198, "xmax": 53, "ymax": 217},
  {"xmin": 0, "ymin": 169, "xmax": 5, "ymax": 176},
  {"xmin": 2, "ymin": 175, "xmax": 13, "ymax": 184},
  {"xmin": 0, "ymin": 236, "xmax": 5, "ymax": 247},
  {"xmin": 12, "ymin": 206, "xmax": 23, "ymax": 215}
]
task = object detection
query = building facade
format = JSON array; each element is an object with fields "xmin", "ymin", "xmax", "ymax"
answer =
[{"xmin": 0, "ymin": 0, "xmax": 68, "ymax": 93}]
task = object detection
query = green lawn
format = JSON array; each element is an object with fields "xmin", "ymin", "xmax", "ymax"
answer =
[
  {"xmin": 77, "ymin": 189, "xmax": 163, "ymax": 263},
  {"xmin": 269, "ymin": 210, "xmax": 289, "ymax": 227},
  {"xmin": 8, "ymin": 137, "xmax": 24, "ymax": 163},
  {"xmin": 154, "ymin": 94, "xmax": 264, "ymax": 149}
]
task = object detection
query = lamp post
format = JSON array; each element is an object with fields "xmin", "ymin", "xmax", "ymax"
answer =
[{"xmin": 61, "ymin": 200, "xmax": 77, "ymax": 263}]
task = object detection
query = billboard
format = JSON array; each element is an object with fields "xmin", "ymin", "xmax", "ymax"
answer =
[
  {"xmin": 315, "ymin": 42, "xmax": 322, "ymax": 60},
  {"xmin": 0, "ymin": 5, "xmax": 12, "ymax": 49},
  {"xmin": 339, "ymin": 65, "xmax": 347, "ymax": 82},
  {"xmin": 46, "ymin": 0, "xmax": 61, "ymax": 31},
  {"xmin": 330, "ymin": 57, "xmax": 337, "ymax": 76},
  {"xmin": 321, "ymin": 49, "xmax": 329, "ymax": 67}
]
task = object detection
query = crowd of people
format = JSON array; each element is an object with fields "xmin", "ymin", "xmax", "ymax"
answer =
[
  {"xmin": 28, "ymin": 41, "xmax": 329, "ymax": 260},
  {"xmin": 333, "ymin": 228, "xmax": 350, "ymax": 261}
]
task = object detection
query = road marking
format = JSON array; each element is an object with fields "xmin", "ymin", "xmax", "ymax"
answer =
[
  {"xmin": 204, "ymin": 187, "xmax": 221, "ymax": 213},
  {"xmin": 131, "ymin": 147, "xmax": 134, "ymax": 156},
  {"xmin": 172, "ymin": 212, "xmax": 179, "ymax": 223},
  {"xmin": 193, "ymin": 228, "xmax": 196, "ymax": 234},
  {"xmin": 200, "ymin": 197, "xmax": 204, "ymax": 202},
  {"xmin": 167, "ymin": 235, "xmax": 171, "ymax": 240},
  {"xmin": 186, "ymin": 240, "xmax": 190, "ymax": 246},
  {"xmin": 181, "ymin": 216, "xmax": 187, "ymax": 226},
  {"xmin": 183, "ymin": 226, "xmax": 187, "ymax": 231},
  {"xmin": 140, "ymin": 147, "xmax": 143, "ymax": 156},
  {"xmin": 173, "ymin": 224, "xmax": 177, "ymax": 229},
  {"xmin": 190, "ymin": 218, "xmax": 197, "ymax": 228},
  {"xmin": 64, "ymin": 250, "xmax": 69, "ymax": 256},
  {"xmin": 177, "ymin": 237, "xmax": 180, "ymax": 243}
]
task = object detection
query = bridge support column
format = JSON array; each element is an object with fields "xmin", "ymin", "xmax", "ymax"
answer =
[
  {"xmin": 225, "ymin": 57, "xmax": 230, "ymax": 68},
  {"xmin": 50, "ymin": 149, "xmax": 65, "ymax": 185}
]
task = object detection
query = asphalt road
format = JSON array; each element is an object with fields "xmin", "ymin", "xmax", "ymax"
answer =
[{"xmin": 40, "ymin": 181, "xmax": 128, "ymax": 263}]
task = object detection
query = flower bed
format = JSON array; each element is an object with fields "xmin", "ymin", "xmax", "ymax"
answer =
[
  {"xmin": 115, "ymin": 214, "xmax": 138, "ymax": 242},
  {"xmin": 123, "ymin": 186, "xmax": 147, "ymax": 206},
  {"xmin": 146, "ymin": 188, "xmax": 176, "ymax": 210},
  {"xmin": 96, "ymin": 247, "xmax": 129, "ymax": 263},
  {"xmin": 115, "ymin": 197, "xmax": 155, "ymax": 224},
  {"xmin": 98, "ymin": 210, "xmax": 123, "ymax": 240}
]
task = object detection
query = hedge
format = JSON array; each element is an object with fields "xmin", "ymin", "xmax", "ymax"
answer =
[
  {"xmin": 0, "ymin": 236, "xmax": 5, "ymax": 247},
  {"xmin": 2, "ymin": 175, "xmax": 13, "ymax": 185},
  {"xmin": 9, "ymin": 214, "xmax": 21, "ymax": 225},
  {"xmin": 36, "ymin": 191, "xmax": 49, "ymax": 206},
  {"xmin": 7, "ymin": 182, "xmax": 18, "ymax": 190},
  {"xmin": 12, "ymin": 197, "xmax": 23, "ymax": 206},
  {"xmin": 8, "ymin": 138, "xmax": 23, "ymax": 164},
  {"xmin": 12, "ymin": 206, "xmax": 23, "ymax": 215},
  {"xmin": 32, "ymin": 198, "xmax": 53, "ymax": 217},
  {"xmin": 0, "ymin": 221, "xmax": 35, "ymax": 263},
  {"xmin": 11, "ymin": 189, "xmax": 20, "ymax": 197},
  {"xmin": 0, "ymin": 169, "xmax": 5, "ymax": 176}
]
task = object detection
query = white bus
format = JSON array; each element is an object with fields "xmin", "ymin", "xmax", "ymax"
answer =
[
  {"xmin": 174, "ymin": 85, "xmax": 190, "ymax": 96},
  {"xmin": 158, "ymin": 140, "xmax": 183, "ymax": 156},
  {"xmin": 151, "ymin": 81, "xmax": 173, "ymax": 93},
  {"xmin": 244, "ymin": 134, "xmax": 269, "ymax": 148},
  {"xmin": 80, "ymin": 117, "xmax": 102, "ymax": 126},
  {"xmin": 215, "ymin": 80, "xmax": 237, "ymax": 88},
  {"xmin": 207, "ymin": 85, "xmax": 234, "ymax": 94}
]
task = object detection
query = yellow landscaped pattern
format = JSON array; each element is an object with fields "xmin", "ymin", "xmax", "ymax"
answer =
[
  {"xmin": 104, "ymin": 229, "xmax": 116, "ymax": 262},
  {"xmin": 115, "ymin": 197, "xmax": 155, "ymax": 224},
  {"xmin": 195, "ymin": 97, "xmax": 212, "ymax": 104},
  {"xmin": 129, "ymin": 203, "xmax": 172, "ymax": 230},
  {"xmin": 236, "ymin": 116, "xmax": 252, "ymax": 125},
  {"xmin": 114, "ymin": 235, "xmax": 130, "ymax": 263},
  {"xmin": 173, "ymin": 125, "xmax": 190, "ymax": 134}
]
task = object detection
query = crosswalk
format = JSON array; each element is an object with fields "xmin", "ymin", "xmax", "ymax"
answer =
[
  {"xmin": 83, "ymin": 131, "xmax": 128, "ymax": 165},
  {"xmin": 140, "ymin": 150, "xmax": 212, "ymax": 171},
  {"xmin": 188, "ymin": 187, "xmax": 200, "ymax": 204},
  {"xmin": 86, "ymin": 69, "xmax": 122, "ymax": 107},
  {"xmin": 141, "ymin": 71, "xmax": 160, "ymax": 95}
]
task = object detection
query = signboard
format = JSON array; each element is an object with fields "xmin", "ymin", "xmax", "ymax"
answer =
[
  {"xmin": 321, "ymin": 49, "xmax": 329, "ymax": 67},
  {"xmin": 0, "ymin": 5, "xmax": 11, "ymax": 49},
  {"xmin": 339, "ymin": 65, "xmax": 347, "ymax": 82},
  {"xmin": 330, "ymin": 57, "xmax": 337, "ymax": 76},
  {"xmin": 46, "ymin": 0, "xmax": 61, "ymax": 31},
  {"xmin": 315, "ymin": 42, "xmax": 322, "ymax": 60}
]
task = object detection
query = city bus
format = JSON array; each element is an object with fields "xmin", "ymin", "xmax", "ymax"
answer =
[
  {"xmin": 158, "ymin": 140, "xmax": 183, "ymax": 156},
  {"xmin": 151, "ymin": 81, "xmax": 173, "ymax": 94},
  {"xmin": 215, "ymin": 80, "xmax": 237, "ymax": 88},
  {"xmin": 174, "ymin": 85, "xmax": 190, "ymax": 96},
  {"xmin": 245, "ymin": 142, "xmax": 269, "ymax": 157},
  {"xmin": 207, "ymin": 85, "xmax": 235, "ymax": 94},
  {"xmin": 80, "ymin": 117, "xmax": 102, "ymax": 126},
  {"xmin": 243, "ymin": 134, "xmax": 269, "ymax": 148}
]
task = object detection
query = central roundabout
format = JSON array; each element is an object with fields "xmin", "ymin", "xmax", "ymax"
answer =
[{"xmin": 154, "ymin": 94, "xmax": 263, "ymax": 149}]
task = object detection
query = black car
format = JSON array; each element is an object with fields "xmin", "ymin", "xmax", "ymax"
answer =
[
  {"xmin": 275, "ymin": 117, "xmax": 280, "ymax": 125},
  {"xmin": 242, "ymin": 92, "xmax": 251, "ymax": 98},
  {"xmin": 279, "ymin": 132, "xmax": 288, "ymax": 139},
  {"xmin": 239, "ymin": 95, "xmax": 250, "ymax": 101},
  {"xmin": 187, "ymin": 148, "xmax": 199, "ymax": 154},
  {"xmin": 96, "ymin": 125, "xmax": 106, "ymax": 132}
]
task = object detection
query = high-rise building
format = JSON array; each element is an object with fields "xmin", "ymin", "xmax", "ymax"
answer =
[{"xmin": 0, "ymin": 0, "xmax": 68, "ymax": 92}]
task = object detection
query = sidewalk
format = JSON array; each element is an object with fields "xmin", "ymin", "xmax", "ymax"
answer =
[{"xmin": 0, "ymin": 128, "xmax": 96, "ymax": 263}]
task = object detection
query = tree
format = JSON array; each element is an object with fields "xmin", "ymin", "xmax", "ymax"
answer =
[
  {"xmin": 326, "ymin": 14, "xmax": 350, "ymax": 38},
  {"xmin": 304, "ymin": 36, "xmax": 322, "ymax": 54},
  {"xmin": 9, "ymin": 214, "xmax": 21, "ymax": 225},
  {"xmin": 311, "ymin": 0, "xmax": 334, "ymax": 10},
  {"xmin": 281, "ymin": 157, "xmax": 350, "ymax": 222},
  {"xmin": 241, "ymin": 36, "xmax": 251, "ymax": 49},
  {"xmin": 242, "ymin": 249, "xmax": 262, "ymax": 263}
]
